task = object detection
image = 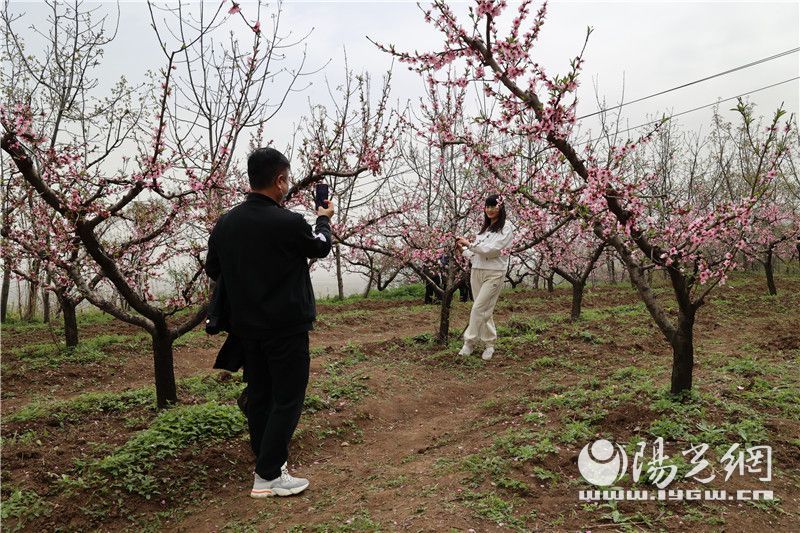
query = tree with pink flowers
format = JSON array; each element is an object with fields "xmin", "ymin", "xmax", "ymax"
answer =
[
  {"xmin": 286, "ymin": 62, "xmax": 403, "ymax": 299},
  {"xmin": 0, "ymin": 1, "xmax": 320, "ymax": 407},
  {"xmin": 534, "ymin": 221, "xmax": 608, "ymax": 320},
  {"xmin": 381, "ymin": 0, "xmax": 793, "ymax": 393},
  {"xmin": 1, "ymin": 1, "xmax": 400, "ymax": 406},
  {"xmin": 0, "ymin": 167, "xmax": 106, "ymax": 346},
  {"xmin": 705, "ymin": 103, "xmax": 799, "ymax": 295}
]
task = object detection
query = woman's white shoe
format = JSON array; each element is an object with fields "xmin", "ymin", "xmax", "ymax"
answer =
[{"xmin": 481, "ymin": 346, "xmax": 494, "ymax": 361}]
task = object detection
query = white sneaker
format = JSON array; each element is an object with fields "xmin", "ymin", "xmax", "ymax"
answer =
[
  {"xmin": 481, "ymin": 346, "xmax": 494, "ymax": 361},
  {"xmin": 250, "ymin": 463, "xmax": 309, "ymax": 498},
  {"xmin": 458, "ymin": 342, "xmax": 474, "ymax": 356}
]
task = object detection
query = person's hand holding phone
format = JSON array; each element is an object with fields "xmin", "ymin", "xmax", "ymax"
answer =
[
  {"xmin": 315, "ymin": 182, "xmax": 335, "ymax": 218},
  {"xmin": 317, "ymin": 197, "xmax": 334, "ymax": 218}
]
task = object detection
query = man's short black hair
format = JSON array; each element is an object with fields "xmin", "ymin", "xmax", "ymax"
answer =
[{"xmin": 248, "ymin": 147, "xmax": 290, "ymax": 190}]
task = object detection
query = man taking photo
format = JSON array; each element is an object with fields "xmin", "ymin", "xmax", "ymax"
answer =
[{"xmin": 205, "ymin": 147, "xmax": 334, "ymax": 498}]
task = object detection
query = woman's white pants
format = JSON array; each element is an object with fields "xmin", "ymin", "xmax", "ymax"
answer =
[{"xmin": 463, "ymin": 268, "xmax": 505, "ymax": 347}]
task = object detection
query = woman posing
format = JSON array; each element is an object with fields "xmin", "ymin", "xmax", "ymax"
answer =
[{"xmin": 456, "ymin": 194, "xmax": 514, "ymax": 361}]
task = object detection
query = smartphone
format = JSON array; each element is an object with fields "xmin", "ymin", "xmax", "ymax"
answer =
[{"xmin": 314, "ymin": 182, "xmax": 329, "ymax": 209}]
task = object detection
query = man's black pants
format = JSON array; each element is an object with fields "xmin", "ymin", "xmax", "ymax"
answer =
[{"xmin": 241, "ymin": 331, "xmax": 310, "ymax": 481}]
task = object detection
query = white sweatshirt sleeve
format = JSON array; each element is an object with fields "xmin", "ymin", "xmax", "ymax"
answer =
[{"xmin": 469, "ymin": 225, "xmax": 514, "ymax": 259}]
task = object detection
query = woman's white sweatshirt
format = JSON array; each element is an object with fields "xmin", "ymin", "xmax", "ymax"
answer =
[{"xmin": 464, "ymin": 223, "xmax": 515, "ymax": 271}]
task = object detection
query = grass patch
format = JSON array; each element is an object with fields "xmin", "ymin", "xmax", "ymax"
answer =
[
  {"xmin": 648, "ymin": 418, "xmax": 690, "ymax": 441},
  {"xmin": 6, "ymin": 387, "xmax": 156, "ymax": 424},
  {"xmin": 9, "ymin": 333, "xmax": 145, "ymax": 369},
  {"xmin": 177, "ymin": 373, "xmax": 244, "ymax": 403},
  {"xmin": 0, "ymin": 488, "xmax": 52, "ymax": 532},
  {"xmin": 723, "ymin": 418, "xmax": 768, "ymax": 444},
  {"xmin": 172, "ymin": 330, "xmax": 213, "ymax": 348},
  {"xmin": 1, "ymin": 309, "xmax": 116, "ymax": 333},
  {"xmin": 463, "ymin": 454, "xmax": 510, "ymax": 484},
  {"xmin": 461, "ymin": 491, "xmax": 526, "ymax": 530},
  {"xmin": 493, "ymin": 428, "xmax": 558, "ymax": 462},
  {"xmin": 303, "ymin": 393, "xmax": 329, "ymax": 413},
  {"xmin": 579, "ymin": 303, "xmax": 646, "ymax": 322},
  {"xmin": 318, "ymin": 283, "xmax": 425, "ymax": 305},
  {"xmin": 314, "ymin": 350, "xmax": 371, "ymax": 404},
  {"xmin": 89, "ymin": 402, "xmax": 245, "ymax": 497},
  {"xmin": 288, "ymin": 510, "xmax": 381, "ymax": 532},
  {"xmin": 560, "ymin": 420, "xmax": 594, "ymax": 444},
  {"xmin": 7, "ymin": 373, "xmax": 245, "ymax": 425}
]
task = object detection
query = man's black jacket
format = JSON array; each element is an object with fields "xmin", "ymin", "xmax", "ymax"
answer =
[{"xmin": 205, "ymin": 193, "xmax": 332, "ymax": 341}]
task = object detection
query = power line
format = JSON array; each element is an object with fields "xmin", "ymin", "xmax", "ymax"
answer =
[
  {"xmin": 323, "ymin": 73, "xmax": 799, "ymax": 191},
  {"xmin": 579, "ymin": 75, "xmax": 799, "ymax": 146},
  {"xmin": 576, "ymin": 47, "xmax": 800, "ymax": 120}
]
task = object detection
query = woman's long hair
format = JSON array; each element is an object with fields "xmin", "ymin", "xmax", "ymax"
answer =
[{"xmin": 479, "ymin": 194, "xmax": 507, "ymax": 234}]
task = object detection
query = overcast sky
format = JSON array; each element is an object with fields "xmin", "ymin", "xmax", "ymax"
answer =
[{"xmin": 10, "ymin": 1, "xmax": 799, "ymax": 143}]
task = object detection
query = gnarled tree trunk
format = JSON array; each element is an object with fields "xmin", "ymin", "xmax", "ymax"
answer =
[
  {"xmin": 152, "ymin": 321, "xmax": 178, "ymax": 408},
  {"xmin": 362, "ymin": 273, "xmax": 373, "ymax": 298},
  {"xmin": 23, "ymin": 261, "xmax": 40, "ymax": 321},
  {"xmin": 669, "ymin": 309, "xmax": 696, "ymax": 394},
  {"xmin": 43, "ymin": 289, "xmax": 51, "ymax": 324},
  {"xmin": 764, "ymin": 247, "xmax": 777, "ymax": 296},
  {"xmin": 61, "ymin": 296, "xmax": 79, "ymax": 348},
  {"xmin": 570, "ymin": 282, "xmax": 584, "ymax": 321},
  {"xmin": 1, "ymin": 265, "xmax": 10, "ymax": 323},
  {"xmin": 334, "ymin": 244, "xmax": 345, "ymax": 300}
]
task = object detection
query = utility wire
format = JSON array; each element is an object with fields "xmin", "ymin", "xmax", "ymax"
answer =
[
  {"xmin": 324, "ymin": 73, "xmax": 799, "ymax": 192},
  {"xmin": 579, "ymin": 75, "xmax": 799, "ymax": 147},
  {"xmin": 576, "ymin": 47, "xmax": 800, "ymax": 120}
]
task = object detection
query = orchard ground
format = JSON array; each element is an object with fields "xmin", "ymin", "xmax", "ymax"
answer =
[{"xmin": 1, "ymin": 273, "xmax": 798, "ymax": 532}]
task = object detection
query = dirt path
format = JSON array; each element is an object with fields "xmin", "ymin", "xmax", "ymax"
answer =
[{"xmin": 168, "ymin": 353, "xmax": 512, "ymax": 532}]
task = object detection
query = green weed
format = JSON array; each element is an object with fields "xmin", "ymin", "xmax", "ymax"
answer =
[
  {"xmin": 0, "ymin": 488, "xmax": 52, "ymax": 532},
  {"xmin": 92, "ymin": 402, "xmax": 245, "ymax": 497},
  {"xmin": 461, "ymin": 491, "xmax": 526, "ymax": 530},
  {"xmin": 177, "ymin": 373, "xmax": 244, "ymax": 403},
  {"xmin": 10, "ymin": 334, "xmax": 145, "ymax": 370},
  {"xmin": 648, "ymin": 418, "xmax": 690, "ymax": 441},
  {"xmin": 493, "ymin": 428, "xmax": 558, "ymax": 461},
  {"xmin": 560, "ymin": 420, "xmax": 594, "ymax": 444},
  {"xmin": 7, "ymin": 387, "xmax": 156, "ymax": 424}
]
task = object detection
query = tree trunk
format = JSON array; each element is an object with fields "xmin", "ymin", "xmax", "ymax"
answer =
[
  {"xmin": 764, "ymin": 248, "xmax": 777, "ymax": 296},
  {"xmin": 152, "ymin": 324, "xmax": 178, "ymax": 408},
  {"xmin": 795, "ymin": 240, "xmax": 800, "ymax": 273},
  {"xmin": 436, "ymin": 289, "xmax": 455, "ymax": 344},
  {"xmin": 43, "ymin": 290, "xmax": 51, "ymax": 324},
  {"xmin": 435, "ymin": 261, "xmax": 457, "ymax": 344},
  {"xmin": 570, "ymin": 281, "xmax": 584, "ymax": 321},
  {"xmin": 62, "ymin": 297, "xmax": 79, "ymax": 348},
  {"xmin": 546, "ymin": 272, "xmax": 554, "ymax": 292},
  {"xmin": 23, "ymin": 269, "xmax": 40, "ymax": 322},
  {"xmin": 334, "ymin": 244, "xmax": 344, "ymax": 300},
  {"xmin": 670, "ymin": 310, "xmax": 695, "ymax": 394},
  {"xmin": 1, "ymin": 264, "xmax": 10, "ymax": 323},
  {"xmin": 16, "ymin": 278, "xmax": 22, "ymax": 317},
  {"xmin": 362, "ymin": 273, "xmax": 373, "ymax": 298},
  {"xmin": 607, "ymin": 253, "xmax": 616, "ymax": 284}
]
